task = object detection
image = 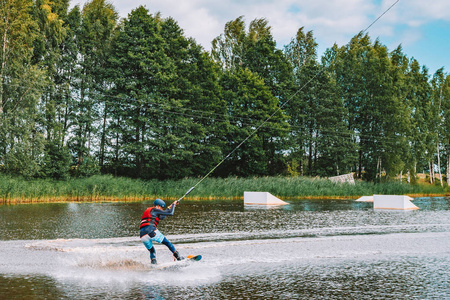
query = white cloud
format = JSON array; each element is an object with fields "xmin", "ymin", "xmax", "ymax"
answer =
[
  {"xmin": 69, "ymin": 0, "xmax": 401, "ymax": 49},
  {"xmin": 93, "ymin": 0, "xmax": 381, "ymax": 50},
  {"xmin": 69, "ymin": 0, "xmax": 449, "ymax": 43},
  {"xmin": 406, "ymin": 0, "xmax": 450, "ymax": 21},
  {"xmin": 68, "ymin": 0, "xmax": 449, "ymax": 72},
  {"xmin": 381, "ymin": 0, "xmax": 450, "ymax": 27}
]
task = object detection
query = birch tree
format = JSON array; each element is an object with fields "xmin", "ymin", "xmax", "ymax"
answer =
[
  {"xmin": 442, "ymin": 74, "xmax": 450, "ymax": 185},
  {"xmin": 0, "ymin": 0, "xmax": 47, "ymax": 176},
  {"xmin": 212, "ymin": 16, "xmax": 291, "ymax": 175},
  {"xmin": 69, "ymin": 0, "xmax": 117, "ymax": 176},
  {"xmin": 431, "ymin": 68, "xmax": 450, "ymax": 187}
]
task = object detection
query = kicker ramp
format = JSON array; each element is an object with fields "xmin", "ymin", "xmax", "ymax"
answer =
[
  {"xmin": 244, "ymin": 192, "xmax": 288, "ymax": 205},
  {"xmin": 373, "ymin": 195, "xmax": 419, "ymax": 210},
  {"xmin": 355, "ymin": 196, "xmax": 373, "ymax": 202}
]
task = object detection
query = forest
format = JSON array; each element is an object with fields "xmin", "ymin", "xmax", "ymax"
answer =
[{"xmin": 1, "ymin": 0, "xmax": 450, "ymax": 185}]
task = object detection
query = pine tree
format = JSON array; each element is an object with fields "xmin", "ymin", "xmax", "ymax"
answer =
[
  {"xmin": 107, "ymin": 7, "xmax": 223, "ymax": 179},
  {"xmin": 159, "ymin": 18, "xmax": 227, "ymax": 178}
]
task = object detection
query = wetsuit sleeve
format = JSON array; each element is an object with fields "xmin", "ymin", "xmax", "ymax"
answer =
[{"xmin": 152, "ymin": 205, "xmax": 176, "ymax": 219}]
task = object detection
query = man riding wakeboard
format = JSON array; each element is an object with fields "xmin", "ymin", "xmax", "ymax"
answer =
[{"xmin": 139, "ymin": 198, "xmax": 184, "ymax": 264}]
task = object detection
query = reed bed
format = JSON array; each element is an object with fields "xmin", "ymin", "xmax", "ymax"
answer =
[{"xmin": 0, "ymin": 174, "xmax": 447, "ymax": 204}]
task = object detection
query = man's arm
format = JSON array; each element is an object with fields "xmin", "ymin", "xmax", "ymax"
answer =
[{"xmin": 153, "ymin": 202, "xmax": 177, "ymax": 217}]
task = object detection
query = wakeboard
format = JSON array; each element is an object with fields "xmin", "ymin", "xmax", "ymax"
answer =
[
  {"xmin": 186, "ymin": 254, "xmax": 202, "ymax": 261},
  {"xmin": 153, "ymin": 254, "xmax": 202, "ymax": 270}
]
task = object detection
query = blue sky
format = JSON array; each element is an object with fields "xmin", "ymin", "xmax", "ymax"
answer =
[{"xmin": 70, "ymin": 0, "xmax": 449, "ymax": 75}]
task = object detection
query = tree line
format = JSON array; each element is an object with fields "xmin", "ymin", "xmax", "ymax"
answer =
[{"xmin": 1, "ymin": 0, "xmax": 449, "ymax": 184}]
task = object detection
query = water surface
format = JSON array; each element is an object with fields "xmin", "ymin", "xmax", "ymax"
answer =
[{"xmin": 0, "ymin": 197, "xmax": 449, "ymax": 299}]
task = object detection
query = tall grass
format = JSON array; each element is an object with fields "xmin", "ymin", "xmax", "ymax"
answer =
[
  {"xmin": 190, "ymin": 176, "xmax": 447, "ymax": 199},
  {"xmin": 0, "ymin": 174, "xmax": 447, "ymax": 204}
]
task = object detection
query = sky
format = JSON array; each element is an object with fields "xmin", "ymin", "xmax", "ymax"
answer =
[{"xmin": 69, "ymin": 0, "xmax": 450, "ymax": 75}]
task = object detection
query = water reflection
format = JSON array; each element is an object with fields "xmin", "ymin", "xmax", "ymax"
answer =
[{"xmin": 244, "ymin": 203, "xmax": 291, "ymax": 210}]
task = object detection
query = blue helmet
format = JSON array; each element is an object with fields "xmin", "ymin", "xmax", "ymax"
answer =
[{"xmin": 154, "ymin": 198, "xmax": 166, "ymax": 208}]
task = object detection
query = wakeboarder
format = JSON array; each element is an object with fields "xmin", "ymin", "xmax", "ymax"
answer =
[{"xmin": 139, "ymin": 199, "xmax": 184, "ymax": 264}]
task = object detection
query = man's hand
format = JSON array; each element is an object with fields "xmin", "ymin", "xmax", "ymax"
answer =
[{"xmin": 169, "ymin": 201, "xmax": 179, "ymax": 209}]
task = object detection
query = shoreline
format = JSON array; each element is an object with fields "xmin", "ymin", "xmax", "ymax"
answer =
[
  {"xmin": 1, "ymin": 174, "xmax": 448, "ymax": 205},
  {"xmin": 2, "ymin": 193, "xmax": 448, "ymax": 205}
]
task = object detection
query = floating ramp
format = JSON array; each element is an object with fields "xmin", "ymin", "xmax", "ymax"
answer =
[
  {"xmin": 373, "ymin": 195, "xmax": 419, "ymax": 210},
  {"xmin": 355, "ymin": 196, "xmax": 373, "ymax": 202},
  {"xmin": 328, "ymin": 173, "xmax": 355, "ymax": 184},
  {"xmin": 244, "ymin": 192, "xmax": 288, "ymax": 206}
]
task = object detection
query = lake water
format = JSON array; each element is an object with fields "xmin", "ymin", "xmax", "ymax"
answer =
[{"xmin": 0, "ymin": 197, "xmax": 449, "ymax": 299}]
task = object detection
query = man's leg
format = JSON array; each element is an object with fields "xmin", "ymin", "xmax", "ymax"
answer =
[
  {"xmin": 153, "ymin": 230, "xmax": 184, "ymax": 261},
  {"xmin": 161, "ymin": 237, "xmax": 176, "ymax": 252},
  {"xmin": 149, "ymin": 246, "xmax": 157, "ymax": 264},
  {"xmin": 141, "ymin": 234, "xmax": 158, "ymax": 264},
  {"xmin": 161, "ymin": 237, "xmax": 184, "ymax": 260}
]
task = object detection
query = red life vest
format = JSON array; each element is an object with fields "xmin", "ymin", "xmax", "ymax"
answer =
[{"xmin": 140, "ymin": 207, "xmax": 160, "ymax": 229}]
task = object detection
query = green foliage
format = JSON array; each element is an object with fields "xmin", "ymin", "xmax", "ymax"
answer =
[
  {"xmin": 212, "ymin": 17, "xmax": 291, "ymax": 176},
  {"xmin": 41, "ymin": 141, "xmax": 71, "ymax": 180},
  {"xmin": 325, "ymin": 33, "xmax": 416, "ymax": 181},
  {"xmin": 285, "ymin": 28, "xmax": 357, "ymax": 177},
  {"xmin": 1, "ymin": 2, "xmax": 449, "ymax": 187},
  {"xmin": 287, "ymin": 159, "xmax": 300, "ymax": 177},
  {"xmin": 70, "ymin": 155, "xmax": 100, "ymax": 178},
  {"xmin": 218, "ymin": 68, "xmax": 287, "ymax": 176},
  {"xmin": 106, "ymin": 6, "xmax": 227, "ymax": 180}
]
